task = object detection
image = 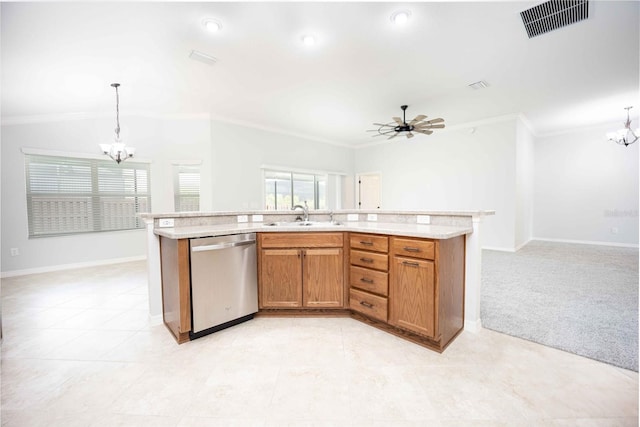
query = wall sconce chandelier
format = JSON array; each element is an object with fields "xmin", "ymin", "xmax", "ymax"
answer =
[
  {"xmin": 100, "ymin": 83, "xmax": 135, "ymax": 163},
  {"xmin": 607, "ymin": 106, "xmax": 638, "ymax": 147}
]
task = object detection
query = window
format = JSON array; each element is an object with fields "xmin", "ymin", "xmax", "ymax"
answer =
[
  {"xmin": 174, "ymin": 165, "xmax": 200, "ymax": 212},
  {"xmin": 25, "ymin": 153, "xmax": 151, "ymax": 237},
  {"xmin": 264, "ymin": 170, "xmax": 326, "ymax": 210}
]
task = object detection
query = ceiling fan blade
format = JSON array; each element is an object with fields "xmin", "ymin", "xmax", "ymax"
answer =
[
  {"xmin": 387, "ymin": 132, "xmax": 400, "ymax": 140},
  {"xmin": 392, "ymin": 117, "xmax": 404, "ymax": 125},
  {"xmin": 415, "ymin": 124, "xmax": 445, "ymax": 130},
  {"xmin": 373, "ymin": 122, "xmax": 394, "ymax": 127},
  {"xmin": 414, "ymin": 129, "xmax": 433, "ymax": 135},
  {"xmin": 409, "ymin": 115, "xmax": 427, "ymax": 125},
  {"xmin": 423, "ymin": 118, "xmax": 444, "ymax": 125},
  {"xmin": 407, "ymin": 132, "xmax": 414, "ymax": 139}
]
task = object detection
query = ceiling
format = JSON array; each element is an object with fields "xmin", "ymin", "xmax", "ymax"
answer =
[{"xmin": 2, "ymin": 1, "xmax": 638, "ymax": 146}]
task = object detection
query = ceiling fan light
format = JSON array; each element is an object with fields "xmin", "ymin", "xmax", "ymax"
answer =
[{"xmin": 391, "ymin": 10, "xmax": 411, "ymax": 25}]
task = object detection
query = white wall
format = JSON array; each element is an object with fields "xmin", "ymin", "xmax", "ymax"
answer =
[
  {"xmin": 0, "ymin": 115, "xmax": 355, "ymax": 274},
  {"xmin": 209, "ymin": 120, "xmax": 354, "ymax": 211},
  {"xmin": 354, "ymin": 118, "xmax": 519, "ymax": 250},
  {"xmin": 515, "ymin": 116, "xmax": 535, "ymax": 249},
  {"xmin": 533, "ymin": 122, "xmax": 639, "ymax": 246},
  {"xmin": 1, "ymin": 114, "xmax": 212, "ymax": 274}
]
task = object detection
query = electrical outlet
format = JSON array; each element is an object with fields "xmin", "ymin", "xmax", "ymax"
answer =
[
  {"xmin": 237, "ymin": 215, "xmax": 248, "ymax": 223},
  {"xmin": 417, "ymin": 215, "xmax": 431, "ymax": 224},
  {"xmin": 347, "ymin": 214, "xmax": 359, "ymax": 221},
  {"xmin": 159, "ymin": 218, "xmax": 175, "ymax": 228},
  {"xmin": 610, "ymin": 227, "xmax": 619, "ymax": 235},
  {"xmin": 10, "ymin": 248, "xmax": 19, "ymax": 256},
  {"xmin": 367, "ymin": 213, "xmax": 378, "ymax": 221},
  {"xmin": 252, "ymin": 214, "xmax": 264, "ymax": 222}
]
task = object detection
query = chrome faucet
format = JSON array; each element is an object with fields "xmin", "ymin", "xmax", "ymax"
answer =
[{"xmin": 292, "ymin": 201, "xmax": 309, "ymax": 222}]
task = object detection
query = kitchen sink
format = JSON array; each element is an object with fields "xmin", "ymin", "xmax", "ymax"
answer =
[{"xmin": 264, "ymin": 221, "xmax": 343, "ymax": 227}]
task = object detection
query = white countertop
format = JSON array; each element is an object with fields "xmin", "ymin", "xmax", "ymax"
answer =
[{"xmin": 154, "ymin": 221, "xmax": 472, "ymax": 240}]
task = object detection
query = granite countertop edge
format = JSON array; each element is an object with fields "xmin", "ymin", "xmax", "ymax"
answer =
[{"xmin": 154, "ymin": 221, "xmax": 473, "ymax": 240}]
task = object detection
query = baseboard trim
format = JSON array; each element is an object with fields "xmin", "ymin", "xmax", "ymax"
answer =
[
  {"xmin": 1, "ymin": 255, "xmax": 147, "ymax": 278},
  {"xmin": 464, "ymin": 319, "xmax": 482, "ymax": 333},
  {"xmin": 532, "ymin": 237, "xmax": 639, "ymax": 249},
  {"xmin": 482, "ymin": 246, "xmax": 516, "ymax": 252}
]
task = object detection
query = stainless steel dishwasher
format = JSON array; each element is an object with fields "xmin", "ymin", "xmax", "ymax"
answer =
[{"xmin": 189, "ymin": 233, "xmax": 258, "ymax": 339}]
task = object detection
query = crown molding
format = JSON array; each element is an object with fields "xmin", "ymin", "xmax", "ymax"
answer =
[
  {"xmin": 208, "ymin": 113, "xmax": 354, "ymax": 149},
  {"xmin": 2, "ymin": 110, "xmax": 353, "ymax": 149},
  {"xmin": 1, "ymin": 111, "xmax": 211, "ymax": 126}
]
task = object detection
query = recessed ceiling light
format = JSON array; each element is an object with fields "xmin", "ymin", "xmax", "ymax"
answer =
[
  {"xmin": 391, "ymin": 10, "xmax": 411, "ymax": 25},
  {"xmin": 203, "ymin": 19, "xmax": 222, "ymax": 33},
  {"xmin": 301, "ymin": 35, "xmax": 316, "ymax": 46}
]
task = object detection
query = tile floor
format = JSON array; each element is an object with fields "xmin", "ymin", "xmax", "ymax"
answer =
[{"xmin": 1, "ymin": 261, "xmax": 638, "ymax": 426}]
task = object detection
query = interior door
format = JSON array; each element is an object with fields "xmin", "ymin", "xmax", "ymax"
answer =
[{"xmin": 358, "ymin": 173, "xmax": 381, "ymax": 209}]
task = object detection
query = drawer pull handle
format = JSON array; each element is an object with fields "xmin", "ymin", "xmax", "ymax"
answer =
[
  {"xmin": 360, "ymin": 258, "xmax": 374, "ymax": 263},
  {"xmin": 403, "ymin": 247, "xmax": 421, "ymax": 253},
  {"xmin": 360, "ymin": 301, "xmax": 374, "ymax": 308},
  {"xmin": 360, "ymin": 277, "xmax": 374, "ymax": 284},
  {"xmin": 359, "ymin": 241, "xmax": 373, "ymax": 246},
  {"xmin": 403, "ymin": 261, "xmax": 420, "ymax": 267}
]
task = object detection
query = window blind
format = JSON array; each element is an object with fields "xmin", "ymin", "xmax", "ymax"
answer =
[
  {"xmin": 174, "ymin": 166, "xmax": 200, "ymax": 212},
  {"xmin": 25, "ymin": 154, "xmax": 151, "ymax": 237}
]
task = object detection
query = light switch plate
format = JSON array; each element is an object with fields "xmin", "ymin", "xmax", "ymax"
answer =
[
  {"xmin": 347, "ymin": 214, "xmax": 358, "ymax": 221},
  {"xmin": 237, "ymin": 215, "xmax": 248, "ymax": 223},
  {"xmin": 367, "ymin": 213, "xmax": 378, "ymax": 221},
  {"xmin": 417, "ymin": 215, "xmax": 431, "ymax": 224},
  {"xmin": 159, "ymin": 218, "xmax": 175, "ymax": 228},
  {"xmin": 252, "ymin": 214, "xmax": 264, "ymax": 222}
]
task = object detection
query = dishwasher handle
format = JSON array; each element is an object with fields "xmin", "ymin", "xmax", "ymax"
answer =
[{"xmin": 192, "ymin": 239, "xmax": 256, "ymax": 252}]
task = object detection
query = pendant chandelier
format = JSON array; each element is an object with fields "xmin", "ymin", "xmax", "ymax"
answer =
[
  {"xmin": 100, "ymin": 83, "xmax": 135, "ymax": 163},
  {"xmin": 607, "ymin": 106, "xmax": 638, "ymax": 147}
]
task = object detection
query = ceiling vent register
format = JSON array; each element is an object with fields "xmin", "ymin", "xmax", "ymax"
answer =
[{"xmin": 520, "ymin": 0, "xmax": 589, "ymax": 38}]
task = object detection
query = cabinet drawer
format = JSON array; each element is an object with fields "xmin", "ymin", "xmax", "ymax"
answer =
[
  {"xmin": 350, "ymin": 249, "xmax": 388, "ymax": 271},
  {"xmin": 350, "ymin": 288, "xmax": 388, "ymax": 322},
  {"xmin": 260, "ymin": 232, "xmax": 343, "ymax": 248},
  {"xmin": 392, "ymin": 237, "xmax": 435, "ymax": 260},
  {"xmin": 350, "ymin": 266, "xmax": 388, "ymax": 296},
  {"xmin": 350, "ymin": 233, "xmax": 388, "ymax": 253}
]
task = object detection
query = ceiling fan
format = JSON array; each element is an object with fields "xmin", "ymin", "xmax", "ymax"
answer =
[{"xmin": 369, "ymin": 105, "xmax": 445, "ymax": 140}]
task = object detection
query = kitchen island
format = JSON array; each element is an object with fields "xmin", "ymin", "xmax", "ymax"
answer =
[{"xmin": 141, "ymin": 210, "xmax": 494, "ymax": 350}]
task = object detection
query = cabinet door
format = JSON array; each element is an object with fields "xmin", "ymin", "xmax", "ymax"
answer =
[
  {"xmin": 390, "ymin": 256, "xmax": 435, "ymax": 337},
  {"xmin": 303, "ymin": 248, "xmax": 344, "ymax": 308},
  {"xmin": 260, "ymin": 249, "xmax": 302, "ymax": 308}
]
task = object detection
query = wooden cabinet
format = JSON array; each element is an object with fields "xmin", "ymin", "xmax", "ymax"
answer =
[
  {"xmin": 259, "ymin": 233, "xmax": 345, "ymax": 309},
  {"xmin": 159, "ymin": 236, "xmax": 191, "ymax": 344},
  {"xmin": 160, "ymin": 229, "xmax": 466, "ymax": 351},
  {"xmin": 349, "ymin": 233, "xmax": 389, "ymax": 321},
  {"xmin": 390, "ymin": 256, "xmax": 435, "ymax": 337},
  {"xmin": 389, "ymin": 235, "xmax": 465, "ymax": 349},
  {"xmin": 260, "ymin": 249, "xmax": 302, "ymax": 307}
]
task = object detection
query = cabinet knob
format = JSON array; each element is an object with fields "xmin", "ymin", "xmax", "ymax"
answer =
[
  {"xmin": 360, "ymin": 258, "xmax": 374, "ymax": 263},
  {"xmin": 360, "ymin": 241, "xmax": 373, "ymax": 246},
  {"xmin": 403, "ymin": 247, "xmax": 421, "ymax": 253},
  {"xmin": 360, "ymin": 301, "xmax": 374, "ymax": 308},
  {"xmin": 360, "ymin": 277, "xmax": 374, "ymax": 284}
]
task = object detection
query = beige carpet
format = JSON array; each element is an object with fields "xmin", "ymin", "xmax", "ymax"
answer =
[{"xmin": 481, "ymin": 240, "xmax": 639, "ymax": 371}]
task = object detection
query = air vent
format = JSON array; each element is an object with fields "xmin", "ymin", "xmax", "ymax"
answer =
[
  {"xmin": 189, "ymin": 50, "xmax": 217, "ymax": 66},
  {"xmin": 520, "ymin": 0, "xmax": 589, "ymax": 39}
]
